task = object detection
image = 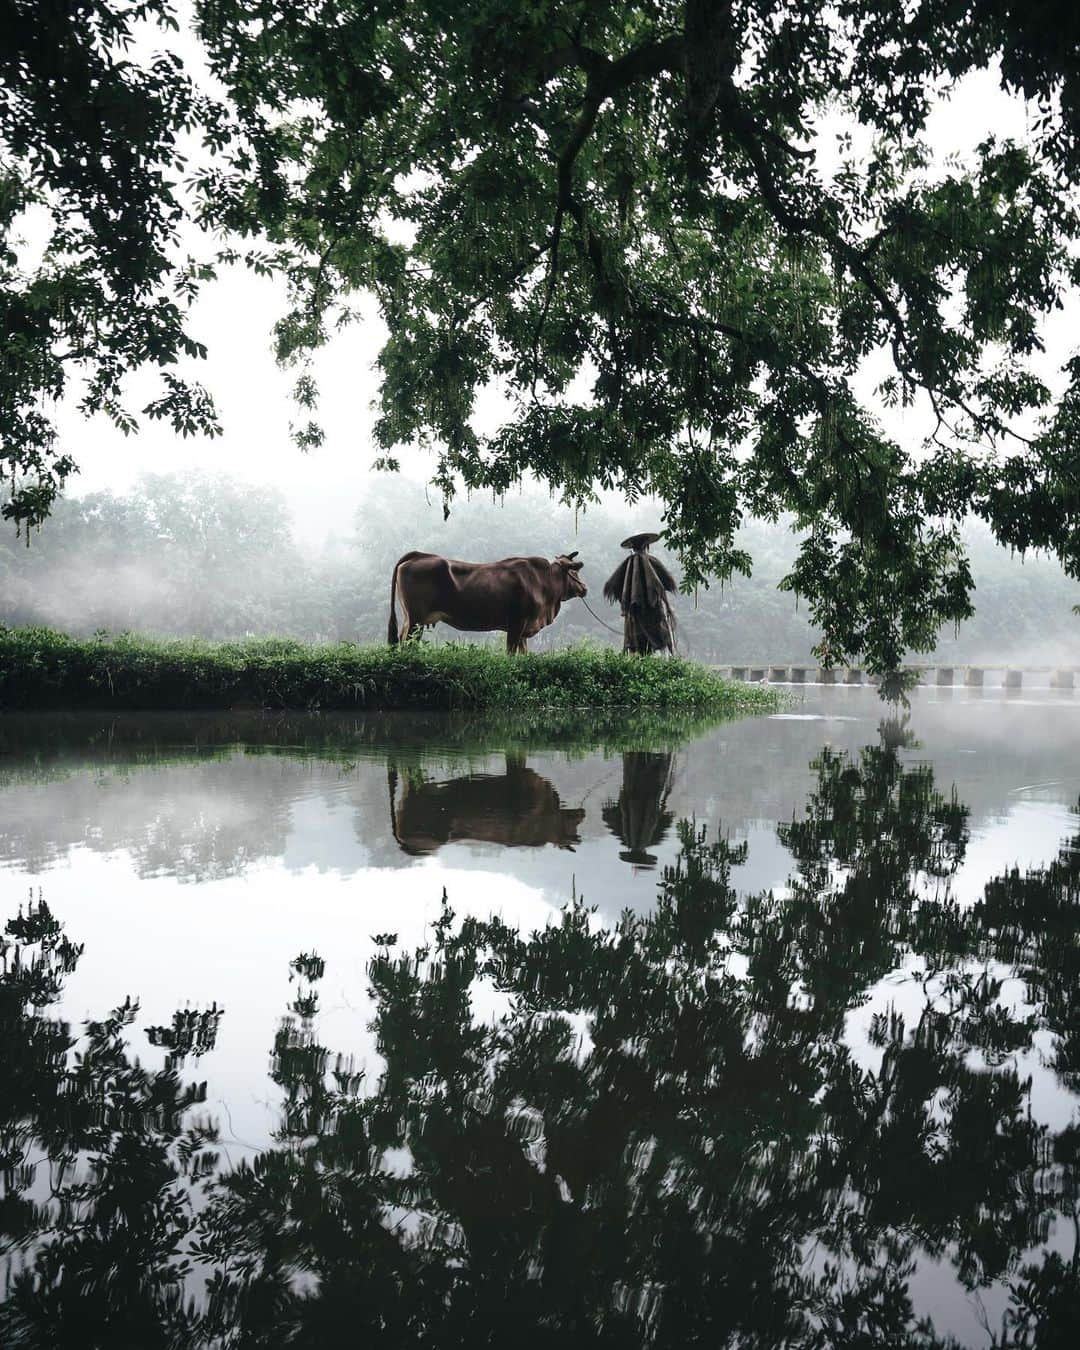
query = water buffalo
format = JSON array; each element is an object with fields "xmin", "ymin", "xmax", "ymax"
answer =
[{"xmin": 387, "ymin": 550, "xmax": 587, "ymax": 652}]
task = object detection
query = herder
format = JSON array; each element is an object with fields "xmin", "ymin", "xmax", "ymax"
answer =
[{"xmin": 602, "ymin": 532, "xmax": 677, "ymax": 655}]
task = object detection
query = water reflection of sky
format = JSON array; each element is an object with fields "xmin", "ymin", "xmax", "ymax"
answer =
[
  {"xmin": 6, "ymin": 690, "xmax": 1079, "ymax": 887},
  {"xmin": 34, "ymin": 849, "xmax": 567, "ymax": 1159},
  {"xmin": 4, "ymin": 688, "xmax": 1080, "ymax": 997}
]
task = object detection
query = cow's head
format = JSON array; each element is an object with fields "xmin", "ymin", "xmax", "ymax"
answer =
[{"xmin": 555, "ymin": 551, "xmax": 587, "ymax": 598}]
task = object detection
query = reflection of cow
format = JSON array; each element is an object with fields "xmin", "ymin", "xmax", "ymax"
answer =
[
  {"xmin": 388, "ymin": 757, "xmax": 586, "ymax": 855},
  {"xmin": 387, "ymin": 551, "xmax": 587, "ymax": 653},
  {"xmin": 602, "ymin": 751, "xmax": 676, "ymax": 870}
]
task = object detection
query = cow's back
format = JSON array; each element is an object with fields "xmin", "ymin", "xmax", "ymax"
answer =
[
  {"xmin": 398, "ymin": 552, "xmax": 549, "ymax": 632},
  {"xmin": 393, "ymin": 553, "xmax": 445, "ymax": 619}
]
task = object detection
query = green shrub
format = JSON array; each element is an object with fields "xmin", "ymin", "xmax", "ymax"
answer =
[{"xmin": 0, "ymin": 628, "xmax": 778, "ymax": 715}]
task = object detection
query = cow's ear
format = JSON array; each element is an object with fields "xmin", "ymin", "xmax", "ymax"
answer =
[{"xmin": 569, "ymin": 559, "xmax": 583, "ymax": 570}]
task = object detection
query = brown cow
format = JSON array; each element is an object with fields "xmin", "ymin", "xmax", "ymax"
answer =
[{"xmin": 387, "ymin": 550, "xmax": 587, "ymax": 652}]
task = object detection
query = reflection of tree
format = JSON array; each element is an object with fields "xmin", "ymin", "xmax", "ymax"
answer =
[
  {"xmin": 146, "ymin": 1004, "xmax": 224, "ymax": 1070},
  {"xmin": 0, "ymin": 901, "xmax": 218, "ymax": 1347},
  {"xmin": 3, "ymin": 734, "xmax": 1080, "ymax": 1345},
  {"xmin": 0, "ymin": 758, "xmax": 295, "ymax": 881},
  {"xmin": 601, "ymin": 751, "xmax": 676, "ymax": 869},
  {"xmin": 973, "ymin": 826, "xmax": 1080, "ymax": 1096},
  {"xmin": 745, "ymin": 727, "xmax": 971, "ymax": 1025}
]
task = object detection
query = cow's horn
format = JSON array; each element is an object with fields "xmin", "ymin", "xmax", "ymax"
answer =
[{"xmin": 567, "ymin": 550, "xmax": 579, "ymax": 559}]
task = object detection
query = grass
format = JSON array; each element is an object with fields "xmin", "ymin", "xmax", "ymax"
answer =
[{"xmin": 0, "ymin": 627, "xmax": 779, "ymax": 715}]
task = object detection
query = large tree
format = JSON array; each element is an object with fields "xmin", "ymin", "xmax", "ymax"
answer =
[
  {"xmin": 190, "ymin": 0, "xmax": 1080, "ymax": 674},
  {"xmin": 5, "ymin": 1, "xmax": 1080, "ymax": 672}
]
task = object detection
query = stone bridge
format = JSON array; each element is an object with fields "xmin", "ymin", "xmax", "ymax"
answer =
[{"xmin": 714, "ymin": 663, "xmax": 1080, "ymax": 689}]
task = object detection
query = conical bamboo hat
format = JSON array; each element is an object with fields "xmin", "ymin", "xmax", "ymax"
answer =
[{"xmin": 619, "ymin": 531, "xmax": 661, "ymax": 550}]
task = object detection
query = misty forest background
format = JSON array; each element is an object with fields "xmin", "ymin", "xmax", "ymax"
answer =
[{"xmin": 2, "ymin": 471, "xmax": 1078, "ymax": 667}]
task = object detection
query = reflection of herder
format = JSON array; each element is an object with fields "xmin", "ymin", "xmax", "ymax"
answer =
[
  {"xmin": 603, "ymin": 532, "xmax": 677, "ymax": 655},
  {"xmin": 602, "ymin": 751, "xmax": 676, "ymax": 870}
]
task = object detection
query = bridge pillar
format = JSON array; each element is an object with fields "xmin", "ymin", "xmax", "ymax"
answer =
[
  {"xmin": 965, "ymin": 668, "xmax": 984, "ymax": 687},
  {"xmin": 936, "ymin": 667, "xmax": 954, "ymax": 686},
  {"xmin": 1004, "ymin": 669, "xmax": 1022, "ymax": 689},
  {"xmin": 769, "ymin": 666, "xmax": 789, "ymax": 683},
  {"xmin": 818, "ymin": 667, "xmax": 837, "ymax": 684},
  {"xmin": 1051, "ymin": 669, "xmax": 1075, "ymax": 690},
  {"xmin": 729, "ymin": 666, "xmax": 747, "ymax": 681},
  {"xmin": 845, "ymin": 668, "xmax": 864, "ymax": 685}
]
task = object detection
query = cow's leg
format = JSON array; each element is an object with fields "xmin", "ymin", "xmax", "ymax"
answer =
[
  {"xmin": 401, "ymin": 612, "xmax": 431, "ymax": 643},
  {"xmin": 506, "ymin": 623, "xmax": 528, "ymax": 655}
]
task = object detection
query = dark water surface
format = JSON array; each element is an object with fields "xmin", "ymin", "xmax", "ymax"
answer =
[{"xmin": 2, "ymin": 690, "xmax": 1079, "ymax": 1346}]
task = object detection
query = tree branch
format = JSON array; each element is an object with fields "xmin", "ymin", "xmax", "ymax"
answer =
[
  {"xmin": 529, "ymin": 34, "xmax": 685, "ymax": 391},
  {"xmin": 721, "ymin": 84, "xmax": 1036, "ymax": 450}
]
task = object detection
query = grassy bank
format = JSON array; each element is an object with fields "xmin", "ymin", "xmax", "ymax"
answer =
[{"xmin": 0, "ymin": 628, "xmax": 779, "ymax": 714}]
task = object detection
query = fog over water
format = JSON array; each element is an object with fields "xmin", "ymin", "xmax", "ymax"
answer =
[{"xmin": 4, "ymin": 689, "xmax": 1077, "ymax": 907}]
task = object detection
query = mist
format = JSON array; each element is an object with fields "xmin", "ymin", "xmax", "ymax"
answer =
[{"xmin": 2, "ymin": 470, "xmax": 1078, "ymax": 668}]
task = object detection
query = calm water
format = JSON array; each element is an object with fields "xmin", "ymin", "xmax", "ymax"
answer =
[{"xmin": 2, "ymin": 689, "xmax": 1079, "ymax": 1346}]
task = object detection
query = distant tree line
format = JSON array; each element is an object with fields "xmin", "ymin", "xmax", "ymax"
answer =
[{"xmin": 2, "ymin": 472, "xmax": 1078, "ymax": 665}]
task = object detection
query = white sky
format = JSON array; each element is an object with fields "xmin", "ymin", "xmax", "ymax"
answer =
[{"xmin": 34, "ymin": 20, "xmax": 1076, "ymax": 544}]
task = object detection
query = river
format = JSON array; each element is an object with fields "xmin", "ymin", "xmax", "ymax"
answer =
[{"xmin": 1, "ymin": 687, "xmax": 1078, "ymax": 1345}]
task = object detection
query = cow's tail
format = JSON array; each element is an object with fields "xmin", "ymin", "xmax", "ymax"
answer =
[
  {"xmin": 388, "ymin": 764, "xmax": 400, "ymax": 843},
  {"xmin": 388, "ymin": 564, "xmax": 399, "ymax": 645},
  {"xmin": 389, "ymin": 551, "xmax": 426, "ymax": 644},
  {"xmin": 388, "ymin": 556, "xmax": 405, "ymax": 644}
]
